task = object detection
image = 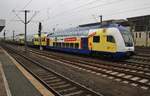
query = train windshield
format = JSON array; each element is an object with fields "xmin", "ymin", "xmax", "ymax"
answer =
[{"xmin": 119, "ymin": 26, "xmax": 133, "ymax": 47}]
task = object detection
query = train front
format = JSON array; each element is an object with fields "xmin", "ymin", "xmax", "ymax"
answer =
[{"xmin": 118, "ymin": 25, "xmax": 135, "ymax": 57}]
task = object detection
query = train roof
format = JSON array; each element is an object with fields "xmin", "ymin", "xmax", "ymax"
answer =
[
  {"xmin": 33, "ymin": 33, "xmax": 48, "ymax": 38},
  {"xmin": 47, "ymin": 23, "xmax": 123, "ymax": 37}
]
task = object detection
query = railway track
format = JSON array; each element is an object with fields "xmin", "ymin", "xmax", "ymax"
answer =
[
  {"xmin": 29, "ymin": 47, "xmax": 150, "ymax": 70},
  {"xmin": 5, "ymin": 44, "xmax": 150, "ymax": 90},
  {"xmin": 136, "ymin": 53, "xmax": 150, "ymax": 58},
  {"xmin": 126, "ymin": 47, "xmax": 150, "ymax": 63},
  {"xmin": 4, "ymin": 45, "xmax": 103, "ymax": 96},
  {"xmin": 26, "ymin": 46, "xmax": 150, "ymax": 70},
  {"xmin": 29, "ymin": 50, "xmax": 150, "ymax": 90},
  {"xmin": 123, "ymin": 52, "xmax": 150, "ymax": 65},
  {"xmin": 124, "ymin": 55, "xmax": 150, "ymax": 64},
  {"xmin": 3, "ymin": 44, "xmax": 150, "ymax": 90},
  {"xmin": 135, "ymin": 48, "xmax": 150, "ymax": 55}
]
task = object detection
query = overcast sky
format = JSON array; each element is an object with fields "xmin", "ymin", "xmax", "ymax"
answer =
[{"xmin": 0, "ymin": 0, "xmax": 150, "ymax": 37}]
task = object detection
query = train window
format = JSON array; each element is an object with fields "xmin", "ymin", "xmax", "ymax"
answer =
[
  {"xmin": 139, "ymin": 33, "xmax": 141, "ymax": 38},
  {"xmin": 32, "ymin": 39, "xmax": 34, "ymax": 43},
  {"xmin": 34, "ymin": 38, "xmax": 38, "ymax": 41},
  {"xmin": 75, "ymin": 43, "xmax": 79, "ymax": 48},
  {"xmin": 93, "ymin": 36, "xmax": 100, "ymax": 43},
  {"xmin": 53, "ymin": 42, "xmax": 56, "ymax": 46},
  {"xmin": 136, "ymin": 33, "xmax": 138, "ymax": 38},
  {"xmin": 56, "ymin": 43, "xmax": 58, "ymax": 47},
  {"xmin": 58, "ymin": 42, "xmax": 61, "ymax": 47},
  {"xmin": 70, "ymin": 43, "xmax": 74, "ymax": 48},
  {"xmin": 42, "ymin": 38, "xmax": 45, "ymax": 42},
  {"xmin": 59, "ymin": 42, "xmax": 62, "ymax": 47},
  {"xmin": 64, "ymin": 43, "xmax": 66, "ymax": 48},
  {"xmin": 55, "ymin": 42, "xmax": 57, "ymax": 47},
  {"xmin": 107, "ymin": 36, "xmax": 115, "ymax": 43},
  {"xmin": 62, "ymin": 43, "xmax": 65, "ymax": 48},
  {"xmin": 57, "ymin": 43, "xmax": 59, "ymax": 47},
  {"xmin": 66, "ymin": 43, "xmax": 69, "ymax": 48}
]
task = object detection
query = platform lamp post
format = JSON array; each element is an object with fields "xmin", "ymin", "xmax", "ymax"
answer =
[{"xmin": 38, "ymin": 22, "xmax": 42, "ymax": 50}]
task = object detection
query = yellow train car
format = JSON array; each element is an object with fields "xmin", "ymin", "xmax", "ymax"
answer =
[
  {"xmin": 15, "ymin": 34, "xmax": 24, "ymax": 45},
  {"xmin": 33, "ymin": 34, "xmax": 39, "ymax": 46},
  {"xmin": 33, "ymin": 33, "xmax": 47, "ymax": 46},
  {"xmin": 88, "ymin": 29, "xmax": 117, "ymax": 53}
]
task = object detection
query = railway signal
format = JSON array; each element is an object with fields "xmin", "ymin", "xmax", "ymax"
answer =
[
  {"xmin": 99, "ymin": 15, "xmax": 103, "ymax": 24},
  {"xmin": 13, "ymin": 30, "xmax": 15, "ymax": 41},
  {"xmin": 3, "ymin": 30, "xmax": 6, "ymax": 40},
  {"xmin": 38, "ymin": 22, "xmax": 42, "ymax": 36},
  {"xmin": 38, "ymin": 22, "xmax": 43, "ymax": 50}
]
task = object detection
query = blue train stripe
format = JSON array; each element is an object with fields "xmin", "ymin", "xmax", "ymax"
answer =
[{"xmin": 46, "ymin": 46, "xmax": 127, "ymax": 59}]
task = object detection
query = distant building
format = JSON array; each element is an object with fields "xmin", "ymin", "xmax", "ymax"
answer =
[{"xmin": 128, "ymin": 15, "xmax": 150, "ymax": 47}]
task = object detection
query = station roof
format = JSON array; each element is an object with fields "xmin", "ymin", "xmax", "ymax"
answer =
[
  {"xmin": 127, "ymin": 15, "xmax": 150, "ymax": 31},
  {"xmin": 0, "ymin": 19, "xmax": 5, "ymax": 32},
  {"xmin": 79, "ymin": 19, "xmax": 129, "ymax": 27},
  {"xmin": 16, "ymin": 34, "xmax": 24, "ymax": 36},
  {"xmin": 127, "ymin": 15, "xmax": 150, "ymax": 22}
]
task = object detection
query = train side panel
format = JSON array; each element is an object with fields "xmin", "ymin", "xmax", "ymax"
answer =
[{"xmin": 88, "ymin": 28, "xmax": 117, "ymax": 53}]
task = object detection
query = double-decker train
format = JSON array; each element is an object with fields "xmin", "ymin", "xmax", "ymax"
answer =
[{"xmin": 7, "ymin": 23, "xmax": 135, "ymax": 59}]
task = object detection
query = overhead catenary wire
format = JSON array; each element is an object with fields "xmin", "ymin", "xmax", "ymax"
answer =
[
  {"xmin": 8, "ymin": 0, "xmax": 125, "ymax": 32},
  {"xmin": 6, "ymin": 0, "xmax": 126, "ymax": 31},
  {"xmin": 12, "ymin": 10, "xmax": 25, "ymax": 24},
  {"xmin": 27, "ymin": 11, "xmax": 39, "ymax": 23},
  {"xmin": 22, "ymin": 0, "xmax": 33, "ymax": 9},
  {"xmin": 18, "ymin": 0, "xmax": 148, "ymax": 32},
  {"xmin": 8, "ymin": 0, "xmax": 34, "ymax": 22},
  {"xmin": 5, "ymin": 0, "xmax": 150, "ymax": 35},
  {"xmin": 47, "ymin": 6, "xmax": 150, "ymax": 29},
  {"xmin": 104, "ymin": 6, "xmax": 150, "ymax": 18},
  {"xmin": 6, "ymin": 0, "xmax": 34, "ymax": 32},
  {"xmin": 34, "ymin": 0, "xmax": 67, "ymax": 22},
  {"xmin": 41, "ymin": 0, "xmax": 125, "ymax": 22},
  {"xmin": 9, "ymin": 0, "xmax": 124, "ymax": 25},
  {"xmin": 49, "ymin": 2, "xmax": 149, "ymax": 23},
  {"xmin": 40, "ymin": 0, "xmax": 106, "ymax": 21},
  {"xmin": 43, "ymin": 0, "xmax": 127, "ymax": 25}
]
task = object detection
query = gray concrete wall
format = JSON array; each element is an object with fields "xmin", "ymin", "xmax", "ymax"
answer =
[{"xmin": 134, "ymin": 32, "xmax": 150, "ymax": 47}]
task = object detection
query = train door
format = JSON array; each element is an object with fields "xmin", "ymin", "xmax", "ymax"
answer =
[
  {"xmin": 81, "ymin": 38, "xmax": 88, "ymax": 50},
  {"xmin": 46, "ymin": 38, "xmax": 49, "ymax": 46},
  {"xmin": 92, "ymin": 35, "xmax": 101, "ymax": 51}
]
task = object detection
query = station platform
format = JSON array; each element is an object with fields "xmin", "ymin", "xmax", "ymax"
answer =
[
  {"xmin": 0, "ymin": 62, "xmax": 7, "ymax": 96},
  {"xmin": 0, "ymin": 47, "xmax": 54, "ymax": 96}
]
